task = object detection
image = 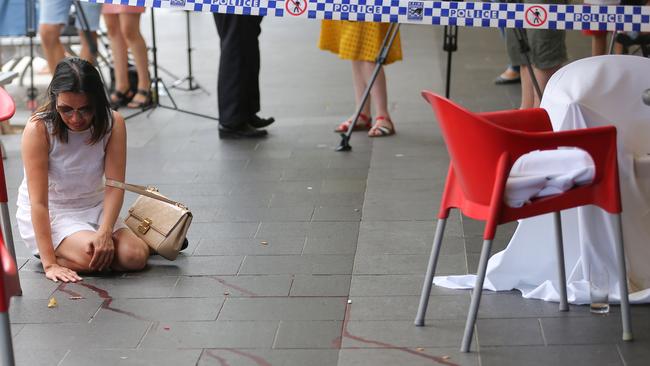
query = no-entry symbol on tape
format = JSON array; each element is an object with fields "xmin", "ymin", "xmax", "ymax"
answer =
[
  {"xmin": 525, "ymin": 5, "xmax": 547, "ymax": 27},
  {"xmin": 286, "ymin": 0, "xmax": 307, "ymax": 16}
]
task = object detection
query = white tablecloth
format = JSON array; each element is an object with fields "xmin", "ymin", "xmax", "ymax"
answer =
[{"xmin": 434, "ymin": 55, "xmax": 650, "ymax": 304}]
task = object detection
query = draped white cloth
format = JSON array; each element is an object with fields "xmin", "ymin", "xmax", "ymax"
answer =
[{"xmin": 434, "ymin": 55, "xmax": 650, "ymax": 304}]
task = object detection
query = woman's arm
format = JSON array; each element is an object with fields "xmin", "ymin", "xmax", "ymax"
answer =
[
  {"xmin": 90, "ymin": 111, "xmax": 126, "ymax": 270},
  {"xmin": 22, "ymin": 119, "xmax": 80, "ymax": 282}
]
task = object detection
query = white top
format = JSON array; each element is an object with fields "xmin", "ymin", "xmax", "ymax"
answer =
[{"xmin": 16, "ymin": 116, "xmax": 126, "ymax": 255}]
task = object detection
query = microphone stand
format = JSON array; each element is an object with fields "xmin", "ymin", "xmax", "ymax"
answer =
[
  {"xmin": 171, "ymin": 11, "xmax": 208, "ymax": 93},
  {"xmin": 126, "ymin": 8, "xmax": 217, "ymax": 121}
]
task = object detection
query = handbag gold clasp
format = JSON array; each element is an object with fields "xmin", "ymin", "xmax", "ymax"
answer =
[{"xmin": 138, "ymin": 218, "xmax": 152, "ymax": 234}]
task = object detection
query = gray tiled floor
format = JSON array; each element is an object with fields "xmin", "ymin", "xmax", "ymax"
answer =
[{"xmin": 3, "ymin": 9, "xmax": 650, "ymax": 366}]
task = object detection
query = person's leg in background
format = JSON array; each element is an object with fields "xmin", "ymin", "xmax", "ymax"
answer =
[
  {"xmin": 39, "ymin": 0, "xmax": 70, "ymax": 73},
  {"xmin": 75, "ymin": 1, "xmax": 101, "ymax": 63},
  {"xmin": 360, "ymin": 62, "xmax": 395, "ymax": 136},
  {"xmin": 119, "ymin": 12, "xmax": 151, "ymax": 108},
  {"xmin": 213, "ymin": 14, "xmax": 268, "ymax": 138},
  {"xmin": 103, "ymin": 12, "xmax": 132, "ymax": 107},
  {"xmin": 505, "ymin": 26, "xmax": 566, "ymax": 109}
]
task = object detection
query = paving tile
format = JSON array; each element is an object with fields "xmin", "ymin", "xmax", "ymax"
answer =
[
  {"xmin": 139, "ymin": 321, "xmax": 278, "ymax": 348},
  {"xmin": 353, "ymin": 254, "xmax": 466, "ymax": 275},
  {"xmin": 190, "ymin": 222, "xmax": 260, "ymax": 239},
  {"xmin": 9, "ymin": 277, "xmax": 59, "ymax": 299},
  {"xmin": 139, "ymin": 255, "xmax": 244, "ymax": 276},
  {"xmin": 60, "ymin": 349, "xmax": 203, "ymax": 366},
  {"xmin": 270, "ymin": 192, "xmax": 365, "ymax": 208},
  {"xmin": 617, "ymin": 341, "xmax": 650, "ymax": 366},
  {"xmin": 341, "ymin": 319, "xmax": 468, "ymax": 348},
  {"xmin": 9, "ymin": 297, "xmax": 104, "ymax": 323},
  {"xmin": 477, "ymin": 292, "xmax": 568, "ymax": 319},
  {"xmin": 214, "ymin": 206, "xmax": 315, "ymax": 222},
  {"xmin": 92, "ymin": 297, "xmax": 223, "ymax": 322},
  {"xmin": 170, "ymin": 275, "xmax": 292, "ymax": 297},
  {"xmin": 303, "ymin": 236, "xmax": 358, "ymax": 255},
  {"xmin": 274, "ymin": 320, "xmax": 343, "ymax": 348},
  {"xmin": 239, "ymin": 255, "xmax": 354, "ymax": 275},
  {"xmin": 199, "ymin": 349, "xmax": 340, "ymax": 366},
  {"xmin": 476, "ymin": 318, "xmax": 545, "ymax": 347},
  {"xmin": 60, "ymin": 276, "xmax": 180, "ymax": 299},
  {"xmin": 356, "ymin": 221, "xmax": 464, "ymax": 256},
  {"xmin": 320, "ymin": 179, "xmax": 367, "ymax": 193},
  {"xmin": 194, "ymin": 237, "xmax": 306, "ymax": 255},
  {"xmin": 13, "ymin": 349, "xmax": 68, "ymax": 366},
  {"xmin": 347, "ymin": 295, "xmax": 469, "ymax": 321},
  {"xmin": 338, "ymin": 348, "xmax": 479, "ymax": 366},
  {"xmin": 290, "ymin": 275, "xmax": 351, "ymax": 296},
  {"xmin": 13, "ymin": 321, "xmax": 151, "ymax": 349},
  {"xmin": 312, "ymin": 206, "xmax": 362, "ymax": 222},
  {"xmin": 540, "ymin": 315, "xmax": 650, "ymax": 345},
  {"xmin": 218, "ymin": 297, "xmax": 346, "ymax": 320},
  {"xmin": 479, "ymin": 345, "xmax": 623, "ymax": 366},
  {"xmin": 350, "ymin": 274, "xmax": 466, "ymax": 297}
]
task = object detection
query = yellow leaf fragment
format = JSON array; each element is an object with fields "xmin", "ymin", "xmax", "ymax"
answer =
[{"xmin": 47, "ymin": 297, "xmax": 58, "ymax": 308}]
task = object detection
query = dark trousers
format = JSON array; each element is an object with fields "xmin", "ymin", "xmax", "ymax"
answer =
[{"xmin": 213, "ymin": 14, "xmax": 263, "ymax": 128}]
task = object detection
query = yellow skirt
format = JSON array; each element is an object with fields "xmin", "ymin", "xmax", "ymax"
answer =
[{"xmin": 318, "ymin": 20, "xmax": 402, "ymax": 64}]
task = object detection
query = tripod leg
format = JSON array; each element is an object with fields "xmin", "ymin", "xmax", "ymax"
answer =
[
  {"xmin": 513, "ymin": 27, "xmax": 543, "ymax": 101},
  {"xmin": 336, "ymin": 23, "xmax": 400, "ymax": 152}
]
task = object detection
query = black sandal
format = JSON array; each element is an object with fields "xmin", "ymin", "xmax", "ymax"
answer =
[
  {"xmin": 127, "ymin": 89, "xmax": 153, "ymax": 109},
  {"xmin": 110, "ymin": 89, "xmax": 134, "ymax": 109}
]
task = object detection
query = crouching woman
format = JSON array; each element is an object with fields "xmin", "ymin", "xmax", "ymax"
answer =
[{"xmin": 16, "ymin": 57, "xmax": 149, "ymax": 283}]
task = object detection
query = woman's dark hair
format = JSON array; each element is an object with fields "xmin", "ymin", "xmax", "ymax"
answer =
[{"xmin": 36, "ymin": 57, "xmax": 112, "ymax": 144}]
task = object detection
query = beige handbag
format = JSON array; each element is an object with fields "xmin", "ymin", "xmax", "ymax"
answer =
[{"xmin": 105, "ymin": 179, "xmax": 192, "ymax": 261}]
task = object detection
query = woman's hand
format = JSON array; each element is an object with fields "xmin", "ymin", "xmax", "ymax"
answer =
[
  {"xmin": 44, "ymin": 263, "xmax": 82, "ymax": 283},
  {"xmin": 87, "ymin": 230, "xmax": 115, "ymax": 271}
]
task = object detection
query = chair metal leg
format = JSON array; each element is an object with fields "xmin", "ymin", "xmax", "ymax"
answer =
[
  {"xmin": 460, "ymin": 238, "xmax": 493, "ymax": 353},
  {"xmin": 415, "ymin": 218, "xmax": 447, "ymax": 326},
  {"xmin": 613, "ymin": 214, "xmax": 633, "ymax": 341},
  {"xmin": 0, "ymin": 312, "xmax": 15, "ymax": 366},
  {"xmin": 553, "ymin": 211, "xmax": 569, "ymax": 311}
]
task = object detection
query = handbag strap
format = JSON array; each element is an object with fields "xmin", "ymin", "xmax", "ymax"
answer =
[{"xmin": 105, "ymin": 179, "xmax": 185, "ymax": 208}]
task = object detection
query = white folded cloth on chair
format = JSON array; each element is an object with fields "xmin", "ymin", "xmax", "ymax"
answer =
[{"xmin": 504, "ymin": 149, "xmax": 595, "ymax": 207}]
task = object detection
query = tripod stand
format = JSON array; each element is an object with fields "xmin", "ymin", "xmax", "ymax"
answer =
[
  {"xmin": 443, "ymin": 23, "xmax": 459, "ymax": 99},
  {"xmin": 171, "ymin": 11, "xmax": 208, "ymax": 93},
  {"xmin": 25, "ymin": 0, "xmax": 37, "ymax": 111},
  {"xmin": 126, "ymin": 8, "xmax": 217, "ymax": 121},
  {"xmin": 336, "ymin": 22, "xmax": 400, "ymax": 152}
]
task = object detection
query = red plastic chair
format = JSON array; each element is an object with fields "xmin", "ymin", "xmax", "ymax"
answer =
[
  {"xmin": 0, "ymin": 88, "xmax": 21, "ymax": 297},
  {"xmin": 415, "ymin": 91, "xmax": 632, "ymax": 352},
  {"xmin": 1, "ymin": 237, "xmax": 19, "ymax": 366}
]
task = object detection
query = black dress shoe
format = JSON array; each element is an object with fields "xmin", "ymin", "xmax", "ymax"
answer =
[
  {"xmin": 218, "ymin": 123, "xmax": 268, "ymax": 139},
  {"xmin": 249, "ymin": 115, "xmax": 275, "ymax": 128}
]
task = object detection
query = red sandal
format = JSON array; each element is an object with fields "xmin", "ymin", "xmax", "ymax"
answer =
[
  {"xmin": 334, "ymin": 112, "xmax": 372, "ymax": 133},
  {"xmin": 368, "ymin": 116, "xmax": 396, "ymax": 137}
]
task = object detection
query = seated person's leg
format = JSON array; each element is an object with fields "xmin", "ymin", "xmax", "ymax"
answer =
[
  {"xmin": 54, "ymin": 230, "xmax": 97, "ymax": 272},
  {"xmin": 111, "ymin": 228, "xmax": 149, "ymax": 272}
]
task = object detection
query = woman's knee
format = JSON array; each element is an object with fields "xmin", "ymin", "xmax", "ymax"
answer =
[{"xmin": 114, "ymin": 238, "xmax": 149, "ymax": 271}]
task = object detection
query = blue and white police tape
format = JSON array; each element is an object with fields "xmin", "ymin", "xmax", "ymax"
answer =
[{"xmin": 82, "ymin": 0, "xmax": 650, "ymax": 31}]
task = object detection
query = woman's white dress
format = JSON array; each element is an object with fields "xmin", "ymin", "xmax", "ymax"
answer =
[{"xmin": 16, "ymin": 117, "xmax": 127, "ymax": 255}]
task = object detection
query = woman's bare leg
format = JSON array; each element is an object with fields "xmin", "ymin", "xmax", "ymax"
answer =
[
  {"xmin": 111, "ymin": 228, "xmax": 149, "ymax": 272},
  {"xmin": 103, "ymin": 14, "xmax": 130, "ymax": 96},
  {"xmin": 54, "ymin": 229, "xmax": 148, "ymax": 273},
  {"xmin": 351, "ymin": 60, "xmax": 372, "ymax": 117},
  {"xmin": 120, "ymin": 13, "xmax": 151, "ymax": 105}
]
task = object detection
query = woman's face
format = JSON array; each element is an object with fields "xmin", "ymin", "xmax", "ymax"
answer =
[{"xmin": 55, "ymin": 92, "xmax": 94, "ymax": 131}]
